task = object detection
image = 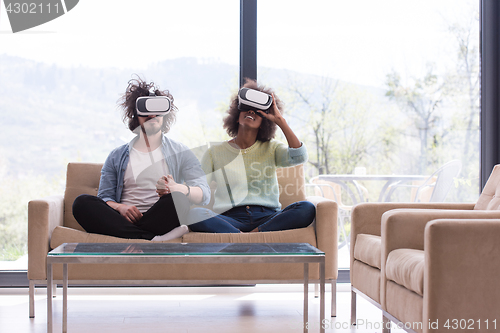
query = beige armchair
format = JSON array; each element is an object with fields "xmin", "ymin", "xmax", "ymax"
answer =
[
  {"xmin": 28, "ymin": 162, "xmax": 338, "ymax": 318},
  {"xmin": 350, "ymin": 164, "xmax": 500, "ymax": 332}
]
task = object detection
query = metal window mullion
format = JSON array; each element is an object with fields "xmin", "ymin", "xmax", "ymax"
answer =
[
  {"xmin": 481, "ymin": 0, "xmax": 500, "ymax": 189},
  {"xmin": 240, "ymin": 0, "xmax": 257, "ymax": 87}
]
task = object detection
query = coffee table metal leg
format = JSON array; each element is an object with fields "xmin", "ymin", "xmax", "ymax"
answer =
[
  {"xmin": 304, "ymin": 263, "xmax": 309, "ymax": 333},
  {"xmin": 320, "ymin": 260, "xmax": 325, "ymax": 333},
  {"xmin": 47, "ymin": 263, "xmax": 53, "ymax": 333},
  {"xmin": 63, "ymin": 263, "xmax": 68, "ymax": 333}
]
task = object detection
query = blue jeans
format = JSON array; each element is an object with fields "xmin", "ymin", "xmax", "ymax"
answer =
[{"xmin": 188, "ymin": 201, "xmax": 315, "ymax": 233}]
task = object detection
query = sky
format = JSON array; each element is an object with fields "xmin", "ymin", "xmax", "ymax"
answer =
[{"xmin": 0, "ymin": 0, "xmax": 478, "ymax": 88}]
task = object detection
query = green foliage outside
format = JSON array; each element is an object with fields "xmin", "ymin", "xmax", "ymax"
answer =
[
  {"xmin": 0, "ymin": 160, "xmax": 64, "ymax": 261},
  {"xmin": 274, "ymin": 6, "xmax": 481, "ymax": 205}
]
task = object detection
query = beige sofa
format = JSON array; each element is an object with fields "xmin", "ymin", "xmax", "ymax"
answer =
[
  {"xmin": 350, "ymin": 165, "xmax": 500, "ymax": 332},
  {"xmin": 28, "ymin": 162, "xmax": 338, "ymax": 317}
]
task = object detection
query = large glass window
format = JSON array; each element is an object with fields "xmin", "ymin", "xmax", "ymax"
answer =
[
  {"xmin": 0, "ymin": 0, "xmax": 481, "ymax": 274},
  {"xmin": 0, "ymin": 0, "xmax": 239, "ymax": 270},
  {"xmin": 257, "ymin": 0, "xmax": 480, "ymax": 268}
]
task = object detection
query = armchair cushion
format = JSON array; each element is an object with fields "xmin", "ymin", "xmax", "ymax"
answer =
[
  {"xmin": 353, "ymin": 234, "xmax": 381, "ymax": 269},
  {"xmin": 386, "ymin": 248, "xmax": 424, "ymax": 296},
  {"xmin": 351, "ymin": 260, "xmax": 381, "ymax": 303},
  {"xmin": 474, "ymin": 164, "xmax": 500, "ymax": 210}
]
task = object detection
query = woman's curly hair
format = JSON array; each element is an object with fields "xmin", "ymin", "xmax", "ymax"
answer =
[
  {"xmin": 223, "ymin": 79, "xmax": 283, "ymax": 142},
  {"xmin": 120, "ymin": 76, "xmax": 178, "ymax": 133}
]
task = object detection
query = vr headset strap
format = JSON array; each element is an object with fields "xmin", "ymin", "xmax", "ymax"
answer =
[
  {"xmin": 140, "ymin": 125, "xmax": 156, "ymax": 165},
  {"xmin": 140, "ymin": 124, "xmax": 168, "ymax": 176}
]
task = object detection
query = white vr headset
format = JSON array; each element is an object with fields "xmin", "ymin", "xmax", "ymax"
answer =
[
  {"xmin": 136, "ymin": 96, "xmax": 171, "ymax": 116},
  {"xmin": 238, "ymin": 88, "xmax": 273, "ymax": 115}
]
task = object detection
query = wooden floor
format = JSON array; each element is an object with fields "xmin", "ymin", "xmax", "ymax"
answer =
[{"xmin": 0, "ymin": 283, "xmax": 406, "ymax": 332}]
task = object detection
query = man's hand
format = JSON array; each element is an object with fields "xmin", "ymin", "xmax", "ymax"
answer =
[
  {"xmin": 156, "ymin": 174, "xmax": 188, "ymax": 196},
  {"xmin": 156, "ymin": 175, "xmax": 169, "ymax": 197},
  {"xmin": 116, "ymin": 204, "xmax": 143, "ymax": 224}
]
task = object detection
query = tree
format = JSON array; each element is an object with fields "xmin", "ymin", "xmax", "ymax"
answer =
[
  {"xmin": 287, "ymin": 77, "xmax": 337, "ymax": 175},
  {"xmin": 385, "ymin": 65, "xmax": 449, "ymax": 174},
  {"xmin": 285, "ymin": 76, "xmax": 377, "ymax": 176},
  {"xmin": 447, "ymin": 7, "xmax": 480, "ymax": 200}
]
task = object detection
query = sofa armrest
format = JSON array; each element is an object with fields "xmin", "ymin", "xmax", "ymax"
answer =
[
  {"xmin": 380, "ymin": 209, "xmax": 500, "ymax": 310},
  {"xmin": 28, "ymin": 195, "xmax": 64, "ymax": 280},
  {"xmin": 424, "ymin": 219, "xmax": 500, "ymax": 327},
  {"xmin": 350, "ymin": 202, "xmax": 474, "ymax": 276},
  {"xmin": 307, "ymin": 196, "xmax": 338, "ymax": 280}
]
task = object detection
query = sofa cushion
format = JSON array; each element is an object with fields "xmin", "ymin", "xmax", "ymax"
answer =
[
  {"xmin": 183, "ymin": 225, "xmax": 317, "ymax": 246},
  {"xmin": 50, "ymin": 226, "xmax": 182, "ymax": 249},
  {"xmin": 475, "ymin": 164, "xmax": 500, "ymax": 210},
  {"xmin": 385, "ymin": 248, "xmax": 424, "ymax": 296},
  {"xmin": 277, "ymin": 165, "xmax": 306, "ymax": 208},
  {"xmin": 62, "ymin": 164, "xmax": 306, "ymax": 230},
  {"xmin": 64, "ymin": 163, "xmax": 103, "ymax": 231},
  {"xmin": 354, "ymin": 234, "xmax": 381, "ymax": 269},
  {"xmin": 51, "ymin": 225, "xmax": 317, "ymax": 250}
]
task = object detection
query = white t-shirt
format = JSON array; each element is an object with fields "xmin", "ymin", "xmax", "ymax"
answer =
[{"xmin": 120, "ymin": 147, "xmax": 169, "ymax": 213}]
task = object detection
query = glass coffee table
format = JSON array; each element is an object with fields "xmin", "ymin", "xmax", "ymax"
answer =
[{"xmin": 47, "ymin": 242, "xmax": 326, "ymax": 333}]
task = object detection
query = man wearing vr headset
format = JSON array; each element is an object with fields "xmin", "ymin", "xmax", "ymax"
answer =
[
  {"xmin": 187, "ymin": 79, "xmax": 315, "ymax": 233},
  {"xmin": 72, "ymin": 77, "xmax": 210, "ymax": 241}
]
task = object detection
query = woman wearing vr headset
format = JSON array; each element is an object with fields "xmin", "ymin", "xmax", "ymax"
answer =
[
  {"xmin": 72, "ymin": 77, "xmax": 210, "ymax": 241},
  {"xmin": 187, "ymin": 79, "xmax": 315, "ymax": 233}
]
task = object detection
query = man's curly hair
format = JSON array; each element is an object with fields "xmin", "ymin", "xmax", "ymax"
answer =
[
  {"xmin": 120, "ymin": 76, "xmax": 178, "ymax": 133},
  {"xmin": 223, "ymin": 79, "xmax": 283, "ymax": 142}
]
